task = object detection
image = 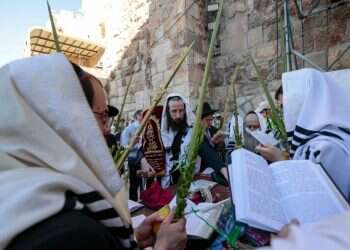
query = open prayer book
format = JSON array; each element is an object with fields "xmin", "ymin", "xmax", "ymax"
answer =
[
  {"xmin": 169, "ymin": 197, "xmax": 230, "ymax": 239},
  {"xmin": 189, "ymin": 179, "xmax": 217, "ymax": 193},
  {"xmin": 128, "ymin": 199, "xmax": 144, "ymax": 213},
  {"xmin": 229, "ymin": 148, "xmax": 350, "ymax": 232}
]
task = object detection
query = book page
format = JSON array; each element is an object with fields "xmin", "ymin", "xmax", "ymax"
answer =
[
  {"xmin": 230, "ymin": 149, "xmax": 286, "ymax": 231},
  {"xmin": 168, "ymin": 196, "xmax": 227, "ymax": 239},
  {"xmin": 271, "ymin": 160, "xmax": 349, "ymax": 224},
  {"xmin": 186, "ymin": 199, "xmax": 228, "ymax": 239},
  {"xmin": 246, "ymin": 129, "xmax": 279, "ymax": 146},
  {"xmin": 128, "ymin": 199, "xmax": 144, "ymax": 213}
]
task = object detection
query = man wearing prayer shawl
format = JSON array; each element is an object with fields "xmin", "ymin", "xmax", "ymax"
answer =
[
  {"xmin": 255, "ymin": 101, "xmax": 270, "ymax": 132},
  {"xmin": 160, "ymin": 94, "xmax": 196, "ymax": 188},
  {"xmin": 257, "ymin": 68, "xmax": 350, "ymax": 200},
  {"xmin": 0, "ymin": 54, "xmax": 186, "ymax": 250},
  {"xmin": 242, "ymin": 111, "xmax": 265, "ymax": 152}
]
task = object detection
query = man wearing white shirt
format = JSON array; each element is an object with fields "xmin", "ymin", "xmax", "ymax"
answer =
[{"xmin": 120, "ymin": 109, "xmax": 143, "ymax": 148}]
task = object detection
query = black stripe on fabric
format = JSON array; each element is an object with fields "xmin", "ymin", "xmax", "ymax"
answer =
[
  {"xmin": 339, "ymin": 127, "xmax": 350, "ymax": 136},
  {"xmin": 77, "ymin": 191, "xmax": 103, "ymax": 204},
  {"xmin": 291, "ymin": 144, "xmax": 299, "ymax": 151},
  {"xmin": 314, "ymin": 150, "xmax": 321, "ymax": 159},
  {"xmin": 291, "ymin": 134, "xmax": 316, "ymax": 147},
  {"xmin": 294, "ymin": 126, "xmax": 317, "ymax": 136},
  {"xmin": 291, "ymin": 129, "xmax": 343, "ymax": 155},
  {"xmin": 319, "ymin": 131, "xmax": 343, "ymax": 141},
  {"xmin": 62, "ymin": 191, "xmax": 78, "ymax": 211},
  {"xmin": 287, "ymin": 131, "xmax": 294, "ymax": 137},
  {"xmin": 89, "ymin": 208, "xmax": 120, "ymax": 220},
  {"xmin": 107, "ymin": 226, "xmax": 134, "ymax": 239},
  {"xmin": 305, "ymin": 146, "xmax": 311, "ymax": 160},
  {"xmin": 291, "ymin": 135, "xmax": 304, "ymax": 144}
]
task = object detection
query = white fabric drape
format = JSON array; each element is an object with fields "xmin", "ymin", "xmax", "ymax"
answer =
[
  {"xmin": 282, "ymin": 68, "xmax": 350, "ymax": 199},
  {"xmin": 0, "ymin": 54, "xmax": 133, "ymax": 249}
]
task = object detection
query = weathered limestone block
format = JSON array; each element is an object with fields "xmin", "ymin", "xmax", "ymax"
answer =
[
  {"xmin": 255, "ymin": 41, "xmax": 276, "ymax": 59},
  {"xmin": 328, "ymin": 43, "xmax": 350, "ymax": 70},
  {"xmin": 248, "ymin": 26, "xmax": 263, "ymax": 48}
]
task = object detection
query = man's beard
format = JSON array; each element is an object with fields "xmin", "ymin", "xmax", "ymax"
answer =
[{"xmin": 169, "ymin": 118, "xmax": 187, "ymax": 131}]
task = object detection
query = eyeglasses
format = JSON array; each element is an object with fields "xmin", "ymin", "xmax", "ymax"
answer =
[{"xmin": 93, "ymin": 110, "xmax": 109, "ymax": 122}]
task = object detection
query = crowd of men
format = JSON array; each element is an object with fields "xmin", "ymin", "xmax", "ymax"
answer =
[
  {"xmin": 106, "ymin": 87, "xmax": 283, "ymax": 201},
  {"xmin": 2, "ymin": 53, "xmax": 350, "ymax": 250}
]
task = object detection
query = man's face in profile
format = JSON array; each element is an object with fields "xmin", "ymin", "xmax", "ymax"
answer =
[
  {"xmin": 201, "ymin": 115, "xmax": 213, "ymax": 129},
  {"xmin": 168, "ymin": 99, "xmax": 185, "ymax": 125}
]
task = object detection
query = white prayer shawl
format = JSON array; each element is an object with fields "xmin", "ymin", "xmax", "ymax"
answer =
[
  {"xmin": 256, "ymin": 112, "xmax": 268, "ymax": 133},
  {"xmin": 255, "ymin": 101, "xmax": 269, "ymax": 114},
  {"xmin": 0, "ymin": 54, "xmax": 134, "ymax": 249},
  {"xmin": 255, "ymin": 101, "xmax": 269, "ymax": 132},
  {"xmin": 229, "ymin": 111, "xmax": 268, "ymax": 141},
  {"xmin": 160, "ymin": 94, "xmax": 196, "ymax": 187},
  {"xmin": 282, "ymin": 68, "xmax": 350, "ymax": 199},
  {"xmin": 246, "ymin": 110, "xmax": 268, "ymax": 133},
  {"xmin": 258, "ymin": 212, "xmax": 350, "ymax": 250}
]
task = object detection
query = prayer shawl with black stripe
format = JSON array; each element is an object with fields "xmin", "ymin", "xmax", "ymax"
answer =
[
  {"xmin": 0, "ymin": 54, "xmax": 136, "ymax": 249},
  {"xmin": 282, "ymin": 68, "xmax": 350, "ymax": 199}
]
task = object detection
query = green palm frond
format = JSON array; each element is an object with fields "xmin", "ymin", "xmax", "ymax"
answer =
[
  {"xmin": 230, "ymin": 67, "xmax": 242, "ymax": 148},
  {"xmin": 114, "ymin": 71, "xmax": 134, "ymax": 133},
  {"xmin": 175, "ymin": 0, "xmax": 225, "ymax": 219},
  {"xmin": 47, "ymin": 1, "xmax": 61, "ymax": 52},
  {"xmin": 248, "ymin": 55, "xmax": 289, "ymax": 153}
]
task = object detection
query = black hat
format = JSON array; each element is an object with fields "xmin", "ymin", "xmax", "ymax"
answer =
[
  {"xmin": 201, "ymin": 102, "xmax": 218, "ymax": 118},
  {"xmin": 107, "ymin": 105, "xmax": 119, "ymax": 117}
]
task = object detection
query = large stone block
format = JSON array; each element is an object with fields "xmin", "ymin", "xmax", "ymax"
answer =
[
  {"xmin": 235, "ymin": 0, "xmax": 248, "ymax": 13},
  {"xmin": 304, "ymin": 50, "xmax": 328, "ymax": 69},
  {"xmin": 255, "ymin": 41, "xmax": 277, "ymax": 59},
  {"xmin": 222, "ymin": 34, "xmax": 247, "ymax": 53},
  {"xmin": 147, "ymin": 11, "xmax": 161, "ymax": 30},
  {"xmin": 328, "ymin": 43, "xmax": 350, "ymax": 70},
  {"xmin": 188, "ymin": 2, "xmax": 201, "ymax": 20},
  {"xmin": 225, "ymin": 13, "xmax": 248, "ymax": 36},
  {"xmin": 248, "ymin": 26, "xmax": 263, "ymax": 48},
  {"xmin": 188, "ymin": 64, "xmax": 203, "ymax": 85},
  {"xmin": 169, "ymin": 84, "xmax": 189, "ymax": 97},
  {"xmin": 263, "ymin": 22, "xmax": 278, "ymax": 43}
]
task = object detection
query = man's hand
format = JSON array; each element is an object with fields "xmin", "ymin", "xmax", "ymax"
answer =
[
  {"xmin": 155, "ymin": 212, "xmax": 187, "ymax": 250},
  {"xmin": 132, "ymin": 136, "xmax": 141, "ymax": 146},
  {"xmin": 211, "ymin": 131, "xmax": 225, "ymax": 145},
  {"xmin": 140, "ymin": 157, "xmax": 156, "ymax": 177},
  {"xmin": 135, "ymin": 212, "xmax": 164, "ymax": 248},
  {"xmin": 255, "ymin": 144, "xmax": 283, "ymax": 162}
]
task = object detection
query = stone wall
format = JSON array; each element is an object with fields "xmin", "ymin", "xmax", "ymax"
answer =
[
  {"xmin": 101, "ymin": 0, "xmax": 208, "ymax": 119},
  {"xmin": 210, "ymin": 0, "xmax": 350, "ymax": 113},
  {"xmin": 54, "ymin": 0, "xmax": 350, "ymax": 118}
]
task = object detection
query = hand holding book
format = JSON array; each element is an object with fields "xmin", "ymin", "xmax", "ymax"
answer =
[
  {"xmin": 255, "ymin": 144, "xmax": 283, "ymax": 163},
  {"xmin": 229, "ymin": 148, "xmax": 350, "ymax": 232}
]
